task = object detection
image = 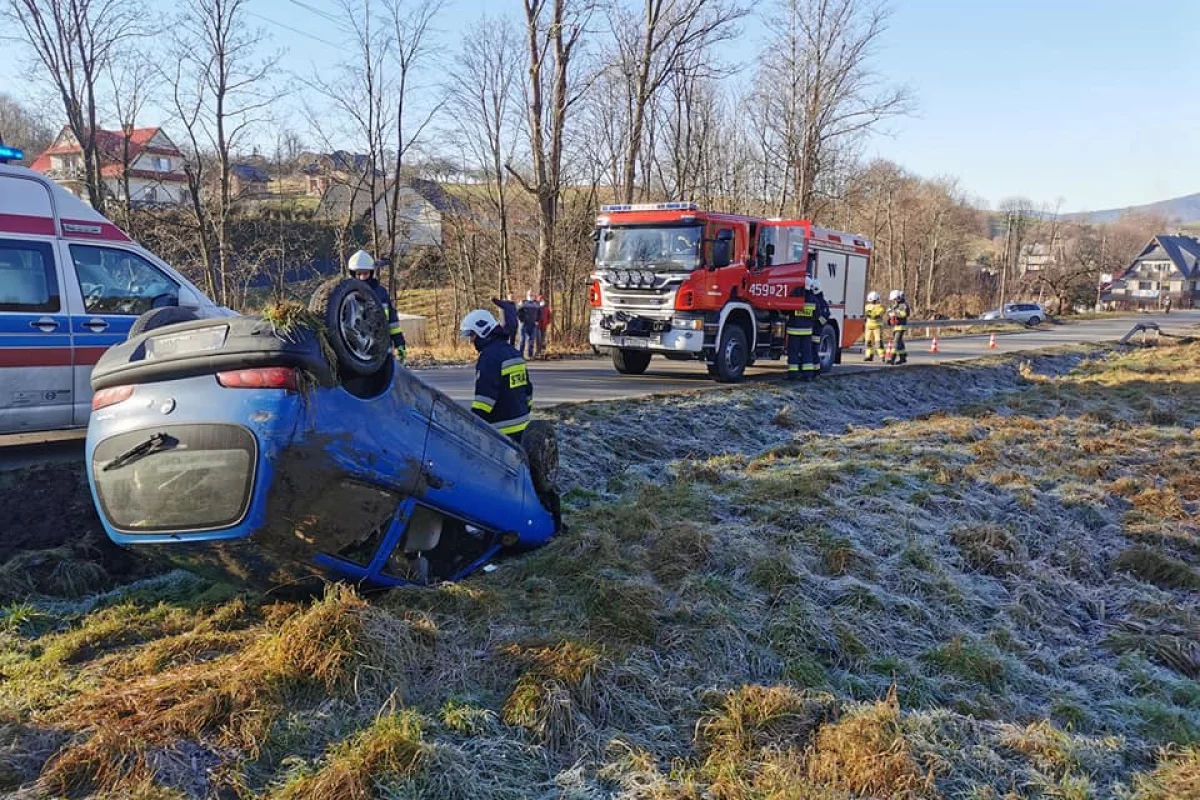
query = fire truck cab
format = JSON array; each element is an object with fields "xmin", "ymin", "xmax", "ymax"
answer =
[{"xmin": 588, "ymin": 202, "xmax": 871, "ymax": 382}]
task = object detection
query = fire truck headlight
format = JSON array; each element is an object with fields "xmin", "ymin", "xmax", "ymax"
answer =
[{"xmin": 641, "ymin": 270, "xmax": 655, "ymax": 286}]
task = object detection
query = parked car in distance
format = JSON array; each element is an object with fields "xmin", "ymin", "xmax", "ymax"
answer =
[
  {"xmin": 85, "ymin": 278, "xmax": 562, "ymax": 591},
  {"xmin": 0, "ymin": 147, "xmax": 229, "ymax": 435},
  {"xmin": 980, "ymin": 303, "xmax": 1047, "ymax": 326}
]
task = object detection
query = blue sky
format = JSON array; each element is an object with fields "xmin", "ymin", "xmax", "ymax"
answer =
[{"xmin": 8, "ymin": 0, "xmax": 1199, "ymax": 212}]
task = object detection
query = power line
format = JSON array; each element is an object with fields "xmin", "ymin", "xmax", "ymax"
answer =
[
  {"xmin": 284, "ymin": 0, "xmax": 344, "ymax": 27},
  {"xmin": 247, "ymin": 10, "xmax": 341, "ymax": 48}
]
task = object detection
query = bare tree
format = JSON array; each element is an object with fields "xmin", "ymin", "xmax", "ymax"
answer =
[
  {"xmin": 5, "ymin": 0, "xmax": 145, "ymax": 210},
  {"xmin": 509, "ymin": 0, "xmax": 595, "ymax": 294},
  {"xmin": 450, "ymin": 16, "xmax": 520, "ymax": 299},
  {"xmin": 107, "ymin": 55, "xmax": 160, "ymax": 234},
  {"xmin": 760, "ymin": 0, "xmax": 910, "ymax": 218},
  {"xmin": 609, "ymin": 0, "xmax": 745, "ymax": 203},
  {"xmin": 0, "ymin": 93, "xmax": 55, "ymax": 158},
  {"xmin": 170, "ymin": 0, "xmax": 279, "ymax": 306}
]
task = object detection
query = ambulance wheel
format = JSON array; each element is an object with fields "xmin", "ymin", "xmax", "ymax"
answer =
[
  {"xmin": 817, "ymin": 323, "xmax": 838, "ymax": 372},
  {"xmin": 713, "ymin": 325, "xmax": 747, "ymax": 382},
  {"xmin": 309, "ymin": 278, "xmax": 389, "ymax": 377},
  {"xmin": 128, "ymin": 306, "xmax": 202, "ymax": 339},
  {"xmin": 613, "ymin": 348, "xmax": 651, "ymax": 375},
  {"xmin": 522, "ymin": 420, "xmax": 559, "ymax": 496}
]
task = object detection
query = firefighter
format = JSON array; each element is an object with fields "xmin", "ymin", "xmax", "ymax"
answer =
[
  {"xmin": 785, "ymin": 283, "xmax": 818, "ymax": 381},
  {"xmin": 864, "ymin": 290, "xmax": 885, "ymax": 361},
  {"xmin": 808, "ymin": 277, "xmax": 831, "ymax": 376},
  {"xmin": 348, "ymin": 250, "xmax": 407, "ymax": 364},
  {"xmin": 460, "ymin": 309, "xmax": 533, "ymax": 441},
  {"xmin": 886, "ymin": 289, "xmax": 911, "ymax": 365}
]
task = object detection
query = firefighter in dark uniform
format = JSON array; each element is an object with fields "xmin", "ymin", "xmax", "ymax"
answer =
[
  {"xmin": 886, "ymin": 289, "xmax": 911, "ymax": 365},
  {"xmin": 808, "ymin": 277, "xmax": 831, "ymax": 376},
  {"xmin": 785, "ymin": 283, "xmax": 818, "ymax": 381},
  {"xmin": 348, "ymin": 250, "xmax": 407, "ymax": 364},
  {"xmin": 460, "ymin": 309, "xmax": 533, "ymax": 441}
]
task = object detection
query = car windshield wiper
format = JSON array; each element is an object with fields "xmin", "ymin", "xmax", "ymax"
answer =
[{"xmin": 102, "ymin": 432, "xmax": 177, "ymax": 472}]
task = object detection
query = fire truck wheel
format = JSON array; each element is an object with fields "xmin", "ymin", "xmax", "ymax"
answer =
[
  {"xmin": 713, "ymin": 324, "xmax": 748, "ymax": 382},
  {"xmin": 613, "ymin": 348, "xmax": 652, "ymax": 375},
  {"xmin": 817, "ymin": 323, "xmax": 838, "ymax": 372}
]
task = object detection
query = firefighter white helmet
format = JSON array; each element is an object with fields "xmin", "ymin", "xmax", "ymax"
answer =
[
  {"xmin": 807, "ymin": 277, "xmax": 822, "ymax": 294},
  {"xmin": 867, "ymin": 291, "xmax": 880, "ymax": 302},
  {"xmin": 347, "ymin": 249, "xmax": 377, "ymax": 275},
  {"xmin": 459, "ymin": 309, "xmax": 500, "ymax": 339},
  {"xmin": 889, "ymin": 289, "xmax": 903, "ymax": 302}
]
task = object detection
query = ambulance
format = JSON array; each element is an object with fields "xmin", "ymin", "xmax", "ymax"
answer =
[{"xmin": 0, "ymin": 145, "xmax": 228, "ymax": 434}]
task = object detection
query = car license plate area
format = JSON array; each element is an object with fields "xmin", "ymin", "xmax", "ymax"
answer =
[
  {"xmin": 612, "ymin": 336, "xmax": 653, "ymax": 349},
  {"xmin": 145, "ymin": 326, "xmax": 229, "ymax": 359}
]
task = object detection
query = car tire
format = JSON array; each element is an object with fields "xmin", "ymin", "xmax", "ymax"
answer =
[
  {"xmin": 309, "ymin": 278, "xmax": 390, "ymax": 377},
  {"xmin": 127, "ymin": 306, "xmax": 202, "ymax": 339},
  {"xmin": 613, "ymin": 348, "xmax": 651, "ymax": 375},
  {"xmin": 1027, "ymin": 316, "xmax": 1041, "ymax": 326},
  {"xmin": 522, "ymin": 419, "xmax": 559, "ymax": 496},
  {"xmin": 713, "ymin": 323, "xmax": 748, "ymax": 382},
  {"xmin": 817, "ymin": 323, "xmax": 837, "ymax": 372}
]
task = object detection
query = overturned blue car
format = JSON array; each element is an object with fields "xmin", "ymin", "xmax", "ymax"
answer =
[{"xmin": 84, "ymin": 278, "xmax": 561, "ymax": 591}]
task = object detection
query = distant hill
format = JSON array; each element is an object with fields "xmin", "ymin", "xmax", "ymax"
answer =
[{"xmin": 1071, "ymin": 192, "xmax": 1200, "ymax": 225}]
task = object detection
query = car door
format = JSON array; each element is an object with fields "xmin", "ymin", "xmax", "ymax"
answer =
[
  {"xmin": 67, "ymin": 243, "xmax": 181, "ymax": 425},
  {"xmin": 0, "ymin": 238, "xmax": 74, "ymax": 433}
]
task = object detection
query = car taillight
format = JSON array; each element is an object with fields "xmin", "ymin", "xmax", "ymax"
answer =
[
  {"xmin": 216, "ymin": 367, "xmax": 299, "ymax": 390},
  {"xmin": 588, "ymin": 280, "xmax": 602, "ymax": 308},
  {"xmin": 92, "ymin": 385, "xmax": 134, "ymax": 410}
]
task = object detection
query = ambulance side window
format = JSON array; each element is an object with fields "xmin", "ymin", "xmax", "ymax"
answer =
[
  {"xmin": 0, "ymin": 240, "xmax": 59, "ymax": 313},
  {"xmin": 70, "ymin": 245, "xmax": 180, "ymax": 316}
]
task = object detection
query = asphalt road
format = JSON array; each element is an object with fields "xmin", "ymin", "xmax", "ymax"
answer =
[
  {"xmin": 418, "ymin": 310, "xmax": 1200, "ymax": 407},
  {"xmin": 0, "ymin": 310, "xmax": 1194, "ymax": 470}
]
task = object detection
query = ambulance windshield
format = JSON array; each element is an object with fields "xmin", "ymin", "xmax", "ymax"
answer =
[{"xmin": 596, "ymin": 225, "xmax": 702, "ymax": 271}]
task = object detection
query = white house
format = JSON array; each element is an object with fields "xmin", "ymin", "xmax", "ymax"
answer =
[{"xmin": 31, "ymin": 126, "xmax": 189, "ymax": 207}]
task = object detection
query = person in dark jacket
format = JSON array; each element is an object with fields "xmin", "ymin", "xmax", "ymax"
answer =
[
  {"xmin": 517, "ymin": 290, "xmax": 541, "ymax": 359},
  {"xmin": 348, "ymin": 249, "xmax": 406, "ymax": 364},
  {"xmin": 492, "ymin": 294, "xmax": 519, "ymax": 346},
  {"xmin": 807, "ymin": 277, "xmax": 831, "ymax": 377},
  {"xmin": 460, "ymin": 309, "xmax": 533, "ymax": 441}
]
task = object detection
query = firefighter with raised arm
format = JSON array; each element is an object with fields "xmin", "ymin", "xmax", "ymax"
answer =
[
  {"xmin": 460, "ymin": 309, "xmax": 533, "ymax": 441},
  {"xmin": 863, "ymin": 291, "xmax": 886, "ymax": 362},
  {"xmin": 348, "ymin": 250, "xmax": 407, "ymax": 365},
  {"xmin": 886, "ymin": 289, "xmax": 911, "ymax": 365},
  {"xmin": 808, "ymin": 277, "xmax": 831, "ymax": 377}
]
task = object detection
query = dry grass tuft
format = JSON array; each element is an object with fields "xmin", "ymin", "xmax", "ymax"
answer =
[
  {"xmin": 502, "ymin": 641, "xmax": 605, "ymax": 750},
  {"xmin": 805, "ymin": 691, "xmax": 937, "ymax": 798},
  {"xmin": 272, "ymin": 711, "xmax": 427, "ymax": 800},
  {"xmin": 921, "ymin": 636, "xmax": 1006, "ymax": 690},
  {"xmin": 950, "ymin": 524, "xmax": 1024, "ymax": 576},
  {"xmin": 1132, "ymin": 745, "xmax": 1200, "ymax": 799},
  {"xmin": 1113, "ymin": 548, "xmax": 1200, "ymax": 591}
]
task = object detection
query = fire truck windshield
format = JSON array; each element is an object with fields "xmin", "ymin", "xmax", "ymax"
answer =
[{"xmin": 596, "ymin": 225, "xmax": 703, "ymax": 271}]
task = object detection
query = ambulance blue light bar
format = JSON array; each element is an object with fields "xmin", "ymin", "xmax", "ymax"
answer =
[
  {"xmin": 599, "ymin": 202, "xmax": 699, "ymax": 213},
  {"xmin": 0, "ymin": 145, "xmax": 24, "ymax": 164}
]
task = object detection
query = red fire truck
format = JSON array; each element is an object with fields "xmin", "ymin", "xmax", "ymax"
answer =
[{"xmin": 587, "ymin": 202, "xmax": 871, "ymax": 382}]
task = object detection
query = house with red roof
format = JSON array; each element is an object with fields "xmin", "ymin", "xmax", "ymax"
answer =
[{"xmin": 30, "ymin": 126, "xmax": 189, "ymax": 207}]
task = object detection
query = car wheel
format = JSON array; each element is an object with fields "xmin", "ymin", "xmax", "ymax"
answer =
[
  {"xmin": 713, "ymin": 323, "xmax": 747, "ymax": 382},
  {"xmin": 522, "ymin": 420, "xmax": 559, "ymax": 495},
  {"xmin": 127, "ymin": 306, "xmax": 202, "ymax": 339},
  {"xmin": 309, "ymin": 278, "xmax": 390, "ymax": 377},
  {"xmin": 817, "ymin": 323, "xmax": 837, "ymax": 372},
  {"xmin": 613, "ymin": 348, "xmax": 651, "ymax": 375},
  {"xmin": 1027, "ymin": 315, "xmax": 1042, "ymax": 326}
]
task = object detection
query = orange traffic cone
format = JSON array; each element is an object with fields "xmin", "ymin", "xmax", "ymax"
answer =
[
  {"xmin": 987, "ymin": 333, "xmax": 997, "ymax": 349},
  {"xmin": 930, "ymin": 334, "xmax": 940, "ymax": 353},
  {"xmin": 884, "ymin": 340, "xmax": 894, "ymax": 362}
]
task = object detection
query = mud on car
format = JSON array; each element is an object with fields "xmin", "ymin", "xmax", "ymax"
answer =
[{"xmin": 84, "ymin": 278, "xmax": 562, "ymax": 591}]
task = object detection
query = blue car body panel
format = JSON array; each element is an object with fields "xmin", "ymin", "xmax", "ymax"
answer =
[{"xmin": 85, "ymin": 337, "xmax": 557, "ymax": 589}]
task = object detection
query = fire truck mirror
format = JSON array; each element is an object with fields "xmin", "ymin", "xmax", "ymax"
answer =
[{"xmin": 712, "ymin": 239, "xmax": 732, "ymax": 269}]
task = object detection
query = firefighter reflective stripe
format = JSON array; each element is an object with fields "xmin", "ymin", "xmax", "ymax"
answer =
[
  {"xmin": 788, "ymin": 364, "xmax": 800, "ymax": 372},
  {"xmin": 389, "ymin": 323, "xmax": 404, "ymax": 335},
  {"xmin": 865, "ymin": 303, "xmax": 886, "ymax": 329},
  {"xmin": 786, "ymin": 327, "xmax": 807, "ymax": 335},
  {"xmin": 500, "ymin": 358, "xmax": 528, "ymax": 389},
  {"xmin": 802, "ymin": 363, "xmax": 818, "ymax": 371},
  {"xmin": 495, "ymin": 414, "xmax": 530, "ymax": 435},
  {"xmin": 472, "ymin": 394, "xmax": 496, "ymax": 413}
]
